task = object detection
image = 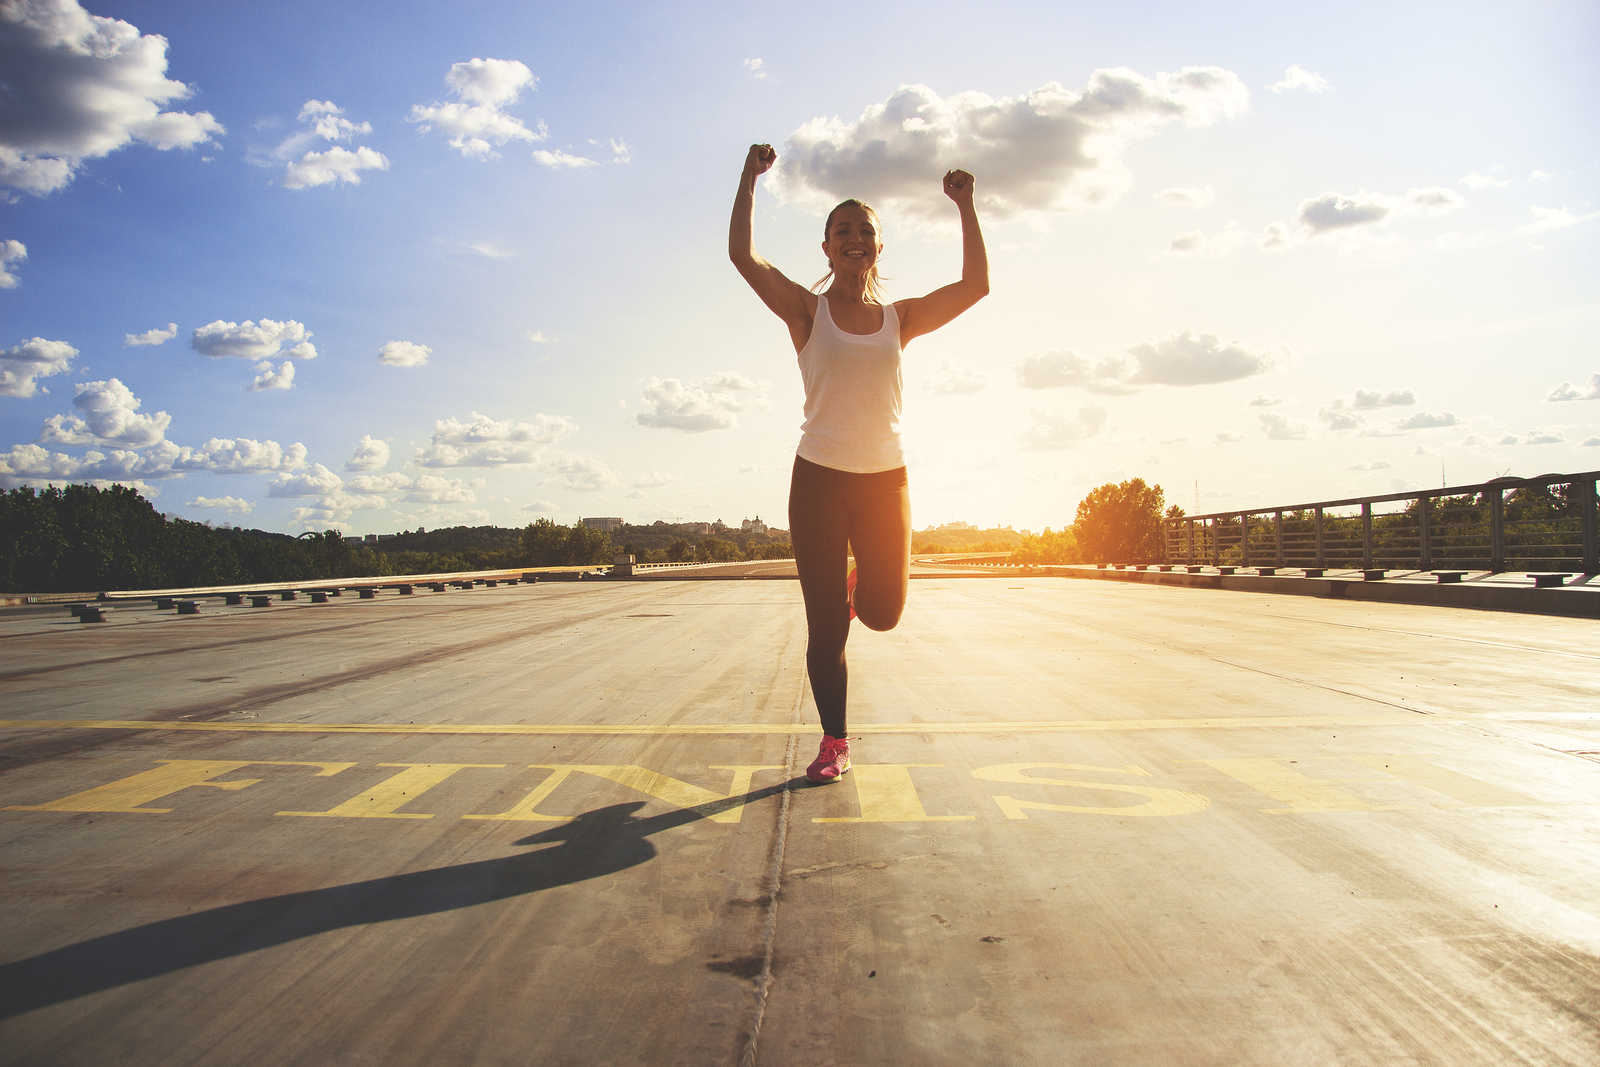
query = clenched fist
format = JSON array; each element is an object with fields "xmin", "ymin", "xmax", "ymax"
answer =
[
  {"xmin": 943, "ymin": 169, "xmax": 975, "ymax": 202},
  {"xmin": 745, "ymin": 144, "xmax": 777, "ymax": 176}
]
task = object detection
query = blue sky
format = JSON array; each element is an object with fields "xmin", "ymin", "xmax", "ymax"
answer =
[{"xmin": 2, "ymin": 0, "xmax": 1597, "ymax": 534}]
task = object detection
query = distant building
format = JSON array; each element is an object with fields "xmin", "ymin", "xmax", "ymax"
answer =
[
  {"xmin": 581, "ymin": 516, "xmax": 624, "ymax": 533},
  {"xmin": 741, "ymin": 515, "xmax": 768, "ymax": 534},
  {"xmin": 344, "ymin": 536, "xmax": 364, "ymax": 545}
]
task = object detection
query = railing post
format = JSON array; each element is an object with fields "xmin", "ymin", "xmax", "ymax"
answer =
[
  {"xmin": 1211, "ymin": 518, "xmax": 1220, "ymax": 567},
  {"xmin": 1186, "ymin": 519, "xmax": 1194, "ymax": 564},
  {"xmin": 1583, "ymin": 477, "xmax": 1598, "ymax": 572},
  {"xmin": 1419, "ymin": 494, "xmax": 1432, "ymax": 571},
  {"xmin": 1315, "ymin": 506, "xmax": 1324, "ymax": 567},
  {"xmin": 1275, "ymin": 510, "xmax": 1284, "ymax": 566},
  {"xmin": 1490, "ymin": 486, "xmax": 1506, "ymax": 572},
  {"xmin": 1361, "ymin": 502, "xmax": 1373, "ymax": 569},
  {"xmin": 1241, "ymin": 512, "xmax": 1251, "ymax": 567}
]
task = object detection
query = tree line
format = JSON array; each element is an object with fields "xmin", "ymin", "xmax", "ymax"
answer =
[
  {"xmin": 1, "ymin": 477, "xmax": 1178, "ymax": 593},
  {"xmin": 0, "ymin": 484, "xmax": 796, "ymax": 593}
]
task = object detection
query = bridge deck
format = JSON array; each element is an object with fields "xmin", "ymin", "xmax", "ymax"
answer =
[{"xmin": 1, "ymin": 577, "xmax": 1596, "ymax": 1066}]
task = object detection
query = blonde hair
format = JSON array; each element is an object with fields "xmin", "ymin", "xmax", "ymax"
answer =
[{"xmin": 812, "ymin": 199, "xmax": 887, "ymax": 303}]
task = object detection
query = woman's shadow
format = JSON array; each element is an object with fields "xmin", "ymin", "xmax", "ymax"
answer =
[{"xmin": 0, "ymin": 779, "xmax": 798, "ymax": 1020}]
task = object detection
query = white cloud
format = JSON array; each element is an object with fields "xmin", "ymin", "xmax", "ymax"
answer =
[
  {"xmin": 0, "ymin": 0, "xmax": 224, "ymax": 196},
  {"xmin": 609, "ymin": 139, "xmax": 630, "ymax": 164},
  {"xmin": 0, "ymin": 239, "xmax": 26, "ymax": 287},
  {"xmin": 0, "ymin": 337, "xmax": 76, "ymax": 397},
  {"xmin": 1247, "ymin": 395, "xmax": 1284, "ymax": 407},
  {"xmin": 526, "ymin": 331, "xmax": 553, "ymax": 344},
  {"xmin": 1579, "ymin": 437, "xmax": 1600, "ymax": 448},
  {"xmin": 378, "ymin": 340, "xmax": 432, "ymax": 367},
  {"xmin": 744, "ymin": 57, "xmax": 770, "ymax": 81},
  {"xmin": 1258, "ymin": 412, "xmax": 1310, "ymax": 440},
  {"xmin": 1213, "ymin": 431, "xmax": 1246, "ymax": 444},
  {"xmin": 1158, "ymin": 185, "xmax": 1215, "ymax": 207},
  {"xmin": 346, "ymin": 434, "xmax": 390, "ymax": 471},
  {"xmin": 1346, "ymin": 461, "xmax": 1393, "ymax": 471},
  {"xmin": 532, "ymin": 148, "xmax": 597, "ymax": 169},
  {"xmin": 1529, "ymin": 170, "xmax": 1553, "ymax": 182},
  {"xmin": 1258, "ymin": 221, "xmax": 1293, "ymax": 250},
  {"xmin": 1494, "ymin": 428, "xmax": 1566, "ymax": 446},
  {"xmin": 522, "ymin": 499, "xmax": 559, "ymax": 513},
  {"xmin": 1394, "ymin": 411, "xmax": 1460, "ymax": 430},
  {"xmin": 467, "ymin": 241, "xmax": 513, "ymax": 259},
  {"xmin": 268, "ymin": 463, "xmax": 343, "ymax": 497},
  {"xmin": 1291, "ymin": 187, "xmax": 1466, "ymax": 240},
  {"xmin": 541, "ymin": 451, "xmax": 621, "ymax": 491},
  {"xmin": 636, "ymin": 374, "xmax": 769, "ymax": 432},
  {"xmin": 1128, "ymin": 330, "xmax": 1281, "ymax": 386},
  {"xmin": 283, "ymin": 145, "xmax": 389, "ymax": 189},
  {"xmin": 274, "ymin": 101, "xmax": 389, "ymax": 189},
  {"xmin": 1461, "ymin": 171, "xmax": 1510, "ymax": 190},
  {"xmin": 187, "ymin": 495, "xmax": 253, "ymax": 514},
  {"xmin": 1014, "ymin": 350, "xmax": 1136, "ymax": 394},
  {"xmin": 924, "ymin": 359, "xmax": 991, "ymax": 395},
  {"xmin": 408, "ymin": 58, "xmax": 545, "ymax": 159},
  {"xmin": 632, "ymin": 470, "xmax": 677, "ymax": 488},
  {"xmin": 1328, "ymin": 388, "xmax": 1416, "ymax": 411},
  {"xmin": 1018, "ymin": 405, "xmax": 1108, "ymax": 450},
  {"xmin": 1168, "ymin": 230, "xmax": 1203, "ymax": 253},
  {"xmin": 1016, "ymin": 332, "xmax": 1279, "ymax": 394},
  {"xmin": 38, "ymin": 378, "xmax": 170, "ymax": 447},
  {"xmin": 1546, "ymin": 375, "xmax": 1600, "ymax": 402},
  {"xmin": 1320, "ymin": 408, "xmax": 1363, "ymax": 430},
  {"xmin": 346, "ymin": 471, "xmax": 410, "ymax": 492},
  {"xmin": 1268, "ymin": 65, "xmax": 1330, "ymax": 94},
  {"xmin": 192, "ymin": 319, "xmax": 316, "ymax": 360},
  {"xmin": 401, "ymin": 473, "xmax": 478, "ymax": 504},
  {"xmin": 173, "ymin": 438, "xmax": 307, "ymax": 473},
  {"xmin": 768, "ymin": 67, "xmax": 1248, "ymax": 225},
  {"xmin": 416, "ymin": 411, "xmax": 576, "ymax": 467},
  {"xmin": 1165, "ymin": 221, "xmax": 1251, "ymax": 257},
  {"xmin": 125, "ymin": 322, "xmax": 176, "ymax": 346},
  {"xmin": 0, "ymin": 442, "xmax": 167, "ymax": 489},
  {"xmin": 1523, "ymin": 206, "xmax": 1600, "ymax": 235},
  {"xmin": 246, "ymin": 360, "xmax": 295, "ymax": 391}
]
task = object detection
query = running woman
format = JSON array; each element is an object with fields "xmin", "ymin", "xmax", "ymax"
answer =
[{"xmin": 729, "ymin": 143, "xmax": 989, "ymax": 784}]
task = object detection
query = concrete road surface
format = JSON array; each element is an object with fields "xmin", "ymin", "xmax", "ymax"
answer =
[{"xmin": 2, "ymin": 577, "xmax": 1597, "ymax": 1066}]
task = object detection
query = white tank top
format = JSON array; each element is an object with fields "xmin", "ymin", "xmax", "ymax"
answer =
[{"xmin": 795, "ymin": 295, "xmax": 904, "ymax": 473}]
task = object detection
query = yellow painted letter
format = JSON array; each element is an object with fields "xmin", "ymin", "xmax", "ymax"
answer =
[{"xmin": 974, "ymin": 763, "xmax": 1210, "ymax": 819}]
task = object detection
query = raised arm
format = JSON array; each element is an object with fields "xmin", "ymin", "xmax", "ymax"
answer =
[
  {"xmin": 897, "ymin": 169, "xmax": 990, "ymax": 346},
  {"xmin": 730, "ymin": 144, "xmax": 814, "ymax": 349}
]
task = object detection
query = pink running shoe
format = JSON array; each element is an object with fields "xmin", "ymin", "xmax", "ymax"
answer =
[
  {"xmin": 806, "ymin": 736, "xmax": 851, "ymax": 784},
  {"xmin": 846, "ymin": 564, "xmax": 858, "ymax": 621}
]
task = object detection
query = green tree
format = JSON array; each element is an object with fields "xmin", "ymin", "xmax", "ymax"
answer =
[
  {"xmin": 562, "ymin": 522, "xmax": 613, "ymax": 565},
  {"xmin": 1073, "ymin": 478, "xmax": 1167, "ymax": 563},
  {"xmin": 519, "ymin": 518, "xmax": 569, "ymax": 566},
  {"xmin": 666, "ymin": 538, "xmax": 693, "ymax": 563}
]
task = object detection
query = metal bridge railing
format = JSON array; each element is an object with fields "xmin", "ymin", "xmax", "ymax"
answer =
[{"xmin": 1163, "ymin": 470, "xmax": 1599, "ymax": 574}]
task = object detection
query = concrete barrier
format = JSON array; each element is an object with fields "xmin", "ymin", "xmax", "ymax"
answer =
[
  {"xmin": 176, "ymin": 600, "xmax": 200, "ymax": 615},
  {"xmin": 310, "ymin": 591, "xmax": 329, "ymax": 604},
  {"xmin": 358, "ymin": 588, "xmax": 376, "ymax": 599},
  {"xmin": 250, "ymin": 596, "xmax": 272, "ymax": 608}
]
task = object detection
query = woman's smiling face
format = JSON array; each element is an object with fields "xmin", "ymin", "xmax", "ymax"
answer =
[{"xmin": 822, "ymin": 202, "xmax": 882, "ymax": 273}]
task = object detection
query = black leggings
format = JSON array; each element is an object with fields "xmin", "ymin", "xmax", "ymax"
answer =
[{"xmin": 788, "ymin": 456, "xmax": 911, "ymax": 738}]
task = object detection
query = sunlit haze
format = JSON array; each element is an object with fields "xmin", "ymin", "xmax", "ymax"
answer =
[{"xmin": 2, "ymin": 0, "xmax": 1596, "ymax": 534}]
